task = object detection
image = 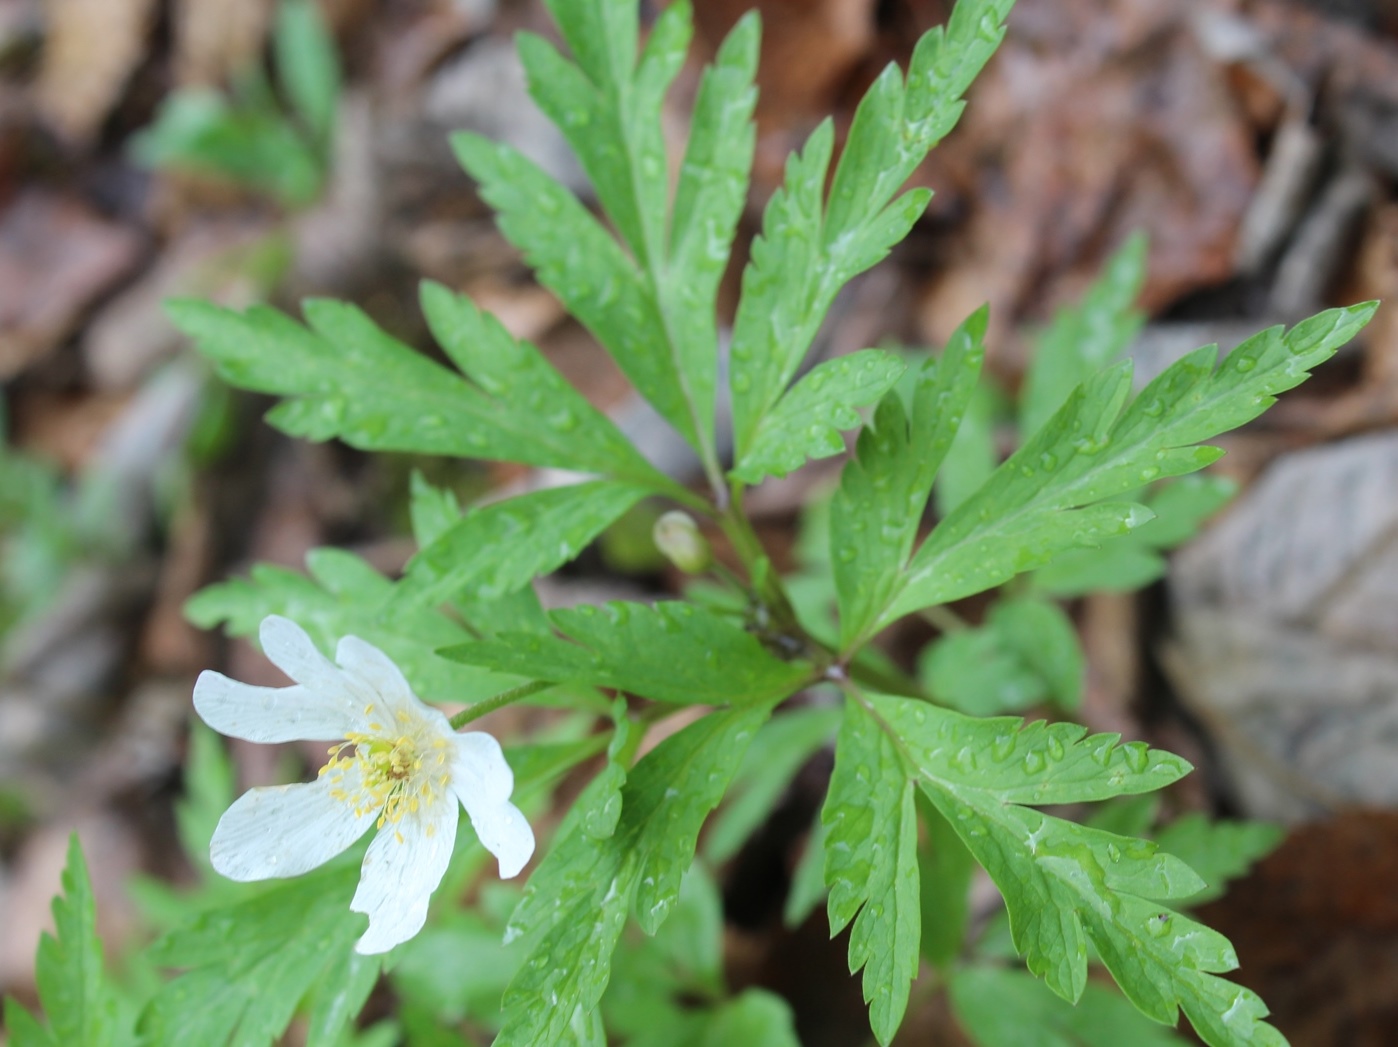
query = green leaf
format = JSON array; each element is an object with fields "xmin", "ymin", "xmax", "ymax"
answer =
[
  {"xmin": 919, "ymin": 628, "xmax": 1047, "ymax": 717},
  {"xmin": 1020, "ymin": 233, "xmax": 1148, "ymax": 439},
  {"xmin": 497, "ymin": 706, "xmax": 767, "ymax": 1046},
  {"xmin": 823, "ymin": 699, "xmax": 920, "ymax": 1046},
  {"xmin": 451, "ymin": 131, "xmax": 703, "ymax": 455},
  {"xmin": 730, "ymin": 0, "xmax": 1014, "ymax": 458},
  {"xmin": 869, "ymin": 691, "xmax": 1286, "ymax": 1045},
  {"xmin": 1154, "ymin": 814, "xmax": 1283, "ymax": 906},
  {"xmin": 696, "ymin": 990, "xmax": 800, "ymax": 1047},
  {"xmin": 732, "ymin": 350, "xmax": 906, "ymax": 482},
  {"xmin": 1033, "ymin": 475, "xmax": 1236, "ymax": 597},
  {"xmin": 186, "ymin": 548, "xmax": 518, "ymax": 704},
  {"xmin": 274, "ymin": 0, "xmax": 341, "ymax": 146},
  {"xmin": 935, "ymin": 378, "xmax": 1000, "ymax": 516},
  {"xmin": 395, "ymin": 482, "xmax": 648, "ymax": 609},
  {"xmin": 987, "ymin": 597, "xmax": 1083, "ymax": 711},
  {"xmin": 950, "ymin": 965, "xmax": 1188, "ymax": 1047},
  {"xmin": 417, "ymin": 282, "xmax": 659, "ymax": 486},
  {"xmin": 141, "ymin": 864, "xmax": 374, "ymax": 1046},
  {"xmin": 881, "ymin": 303, "xmax": 1377, "ymax": 628},
  {"xmin": 783, "ymin": 813, "xmax": 829, "ymax": 928},
  {"xmin": 706, "ymin": 704, "xmax": 841, "ymax": 862},
  {"xmin": 6, "ymin": 837, "xmax": 130, "ymax": 1047},
  {"xmin": 168, "ymin": 295, "xmax": 658, "ymax": 481},
  {"xmin": 918, "ymin": 795, "xmax": 973, "ymax": 968},
  {"xmin": 441, "ymin": 601, "xmax": 810, "ymax": 705},
  {"xmin": 832, "ymin": 308, "xmax": 987, "ymax": 648}
]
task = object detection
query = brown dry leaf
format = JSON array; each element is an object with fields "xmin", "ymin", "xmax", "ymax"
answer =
[
  {"xmin": 0, "ymin": 190, "xmax": 144, "ymax": 378},
  {"xmin": 35, "ymin": 0, "xmax": 157, "ymax": 142},
  {"xmin": 917, "ymin": 0, "xmax": 1258, "ymax": 345},
  {"xmin": 172, "ymin": 0, "xmax": 273, "ymax": 86}
]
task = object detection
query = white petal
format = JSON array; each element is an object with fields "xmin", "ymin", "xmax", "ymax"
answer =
[
  {"xmin": 210, "ymin": 770, "xmax": 371, "ymax": 881},
  {"xmin": 449, "ymin": 733, "xmax": 532, "ymax": 877},
  {"xmin": 336, "ymin": 635, "xmax": 433, "ymax": 727},
  {"xmin": 259, "ymin": 615, "xmax": 351, "ymax": 698},
  {"xmin": 467, "ymin": 799, "xmax": 535, "ymax": 879},
  {"xmin": 193, "ymin": 670, "xmax": 358, "ymax": 742},
  {"xmin": 350, "ymin": 797, "xmax": 458, "ymax": 954},
  {"xmin": 449, "ymin": 732, "xmax": 514, "ymax": 807}
]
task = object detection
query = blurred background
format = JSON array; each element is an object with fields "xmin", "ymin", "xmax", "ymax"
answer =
[{"xmin": 2, "ymin": 0, "xmax": 1398, "ymax": 1043}]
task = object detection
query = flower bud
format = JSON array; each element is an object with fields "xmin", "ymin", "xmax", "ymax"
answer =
[{"xmin": 652, "ymin": 510, "xmax": 712, "ymax": 574}]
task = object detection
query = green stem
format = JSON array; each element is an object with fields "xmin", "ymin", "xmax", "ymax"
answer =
[{"xmin": 450, "ymin": 680, "xmax": 555, "ymax": 730}]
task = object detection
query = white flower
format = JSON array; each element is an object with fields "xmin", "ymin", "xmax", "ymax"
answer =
[{"xmin": 193, "ymin": 614, "xmax": 535, "ymax": 954}]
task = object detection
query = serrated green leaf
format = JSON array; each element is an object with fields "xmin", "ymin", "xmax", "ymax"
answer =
[
  {"xmin": 1020, "ymin": 233, "xmax": 1148, "ymax": 439},
  {"xmin": 950, "ymin": 965, "xmax": 1188, "ymax": 1047},
  {"xmin": 706, "ymin": 704, "xmax": 841, "ymax": 862},
  {"xmin": 169, "ymin": 296, "xmax": 658, "ymax": 480},
  {"xmin": 395, "ymin": 482, "xmax": 648, "ymax": 609},
  {"xmin": 918, "ymin": 795, "xmax": 974, "ymax": 968},
  {"xmin": 1033, "ymin": 475, "xmax": 1236, "ymax": 597},
  {"xmin": 407, "ymin": 470, "xmax": 461, "ymax": 548},
  {"xmin": 869, "ymin": 691, "xmax": 1286, "ymax": 1045},
  {"xmin": 583, "ymin": 701, "xmax": 640, "ymax": 841},
  {"xmin": 1154, "ymin": 815, "xmax": 1283, "ymax": 906},
  {"xmin": 10, "ymin": 837, "xmax": 131, "ymax": 1047},
  {"xmin": 441, "ymin": 601, "xmax": 811, "ymax": 705},
  {"xmin": 730, "ymin": 0, "xmax": 1014, "ymax": 459},
  {"xmin": 497, "ymin": 707, "xmax": 767, "ymax": 1047},
  {"xmin": 732, "ymin": 350, "xmax": 906, "ymax": 482},
  {"xmin": 419, "ymin": 281, "xmax": 662, "ymax": 485},
  {"xmin": 823, "ymin": 699, "xmax": 920, "ymax": 1046},
  {"xmin": 274, "ymin": 0, "xmax": 341, "ymax": 146},
  {"xmin": 186, "ymin": 548, "xmax": 518, "ymax": 704},
  {"xmin": 451, "ymin": 132, "xmax": 706, "ymax": 455},
  {"xmin": 919, "ymin": 628, "xmax": 1046, "ymax": 716},
  {"xmin": 305, "ymin": 948, "xmax": 380, "ymax": 1047},
  {"xmin": 882, "ymin": 303, "xmax": 1376, "ymax": 628},
  {"xmin": 833, "ymin": 308, "xmax": 987, "ymax": 648},
  {"xmin": 141, "ymin": 864, "xmax": 372, "ymax": 1046}
]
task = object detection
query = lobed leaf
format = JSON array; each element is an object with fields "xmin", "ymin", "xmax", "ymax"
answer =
[
  {"xmin": 497, "ymin": 706, "xmax": 768, "ymax": 1046},
  {"xmin": 1154, "ymin": 814, "xmax": 1284, "ymax": 906},
  {"xmin": 731, "ymin": 349, "xmax": 907, "ymax": 483},
  {"xmin": 441, "ymin": 601, "xmax": 811, "ymax": 706},
  {"xmin": 394, "ymin": 481, "xmax": 648, "ymax": 609},
  {"xmin": 730, "ymin": 0, "xmax": 1014, "ymax": 463},
  {"xmin": 833, "ymin": 308, "xmax": 986, "ymax": 648},
  {"xmin": 823, "ymin": 700, "xmax": 920, "ymax": 1046},
  {"xmin": 273, "ymin": 0, "xmax": 341, "ymax": 146},
  {"xmin": 881, "ymin": 303, "xmax": 1377, "ymax": 629}
]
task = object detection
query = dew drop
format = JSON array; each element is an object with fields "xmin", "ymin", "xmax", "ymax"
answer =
[
  {"xmin": 991, "ymin": 734, "xmax": 1017, "ymax": 762},
  {"xmin": 1122, "ymin": 741, "xmax": 1150, "ymax": 773},
  {"xmin": 1023, "ymin": 749, "xmax": 1047, "ymax": 774},
  {"xmin": 1046, "ymin": 734, "xmax": 1065, "ymax": 761},
  {"xmin": 1233, "ymin": 356, "xmax": 1257, "ymax": 373}
]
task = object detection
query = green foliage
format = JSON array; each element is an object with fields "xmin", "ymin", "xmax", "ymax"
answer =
[
  {"xmin": 823, "ymin": 700, "xmax": 920, "ymax": 1045},
  {"xmin": 495, "ymin": 707, "xmax": 768, "ymax": 1046},
  {"xmin": 706, "ymin": 704, "xmax": 841, "ymax": 862},
  {"xmin": 832, "ymin": 307, "xmax": 987, "ymax": 649},
  {"xmin": 880, "ymin": 302, "xmax": 1376, "ymax": 629},
  {"xmin": 732, "ymin": 350, "xmax": 907, "ymax": 482},
  {"xmin": 1155, "ymin": 814, "xmax": 1284, "ymax": 906},
  {"xmin": 730, "ymin": 0, "xmax": 1014, "ymax": 465},
  {"xmin": 3, "ymin": 838, "xmax": 135, "ymax": 1047},
  {"xmin": 950, "ymin": 965, "xmax": 1188, "ymax": 1047},
  {"xmin": 1019, "ymin": 233, "xmax": 1148, "ymax": 439},
  {"xmin": 187, "ymin": 547, "xmax": 520, "ymax": 703},
  {"xmin": 442, "ymin": 601, "xmax": 812, "ymax": 705},
  {"xmin": 141, "ymin": 864, "xmax": 376, "ymax": 1046},
  {"xmin": 919, "ymin": 597, "xmax": 1083, "ymax": 715},
  {"xmin": 870, "ymin": 692, "xmax": 1285, "ymax": 1045},
  {"xmin": 131, "ymin": 0, "xmax": 339, "ymax": 205},
  {"xmin": 917, "ymin": 795, "xmax": 974, "ymax": 969},
  {"xmin": 395, "ymin": 481, "xmax": 649, "ymax": 609}
]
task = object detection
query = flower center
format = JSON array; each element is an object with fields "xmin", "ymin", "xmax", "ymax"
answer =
[{"xmin": 319, "ymin": 707, "xmax": 452, "ymax": 838}]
